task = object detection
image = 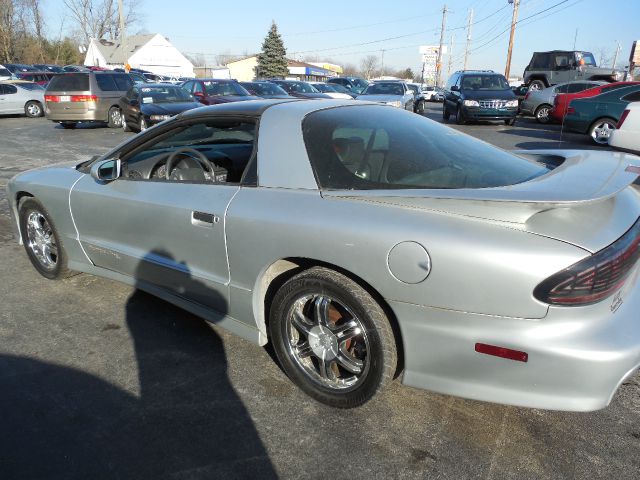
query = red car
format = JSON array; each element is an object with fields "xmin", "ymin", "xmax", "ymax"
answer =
[
  {"xmin": 551, "ymin": 81, "xmax": 640, "ymax": 123},
  {"xmin": 180, "ymin": 78, "xmax": 259, "ymax": 105},
  {"xmin": 15, "ymin": 72, "xmax": 56, "ymax": 86}
]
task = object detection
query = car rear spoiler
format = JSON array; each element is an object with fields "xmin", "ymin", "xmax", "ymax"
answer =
[{"xmin": 322, "ymin": 150, "xmax": 640, "ymax": 224}]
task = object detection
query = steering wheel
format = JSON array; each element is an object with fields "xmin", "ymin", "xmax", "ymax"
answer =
[{"xmin": 165, "ymin": 147, "xmax": 211, "ymax": 181}]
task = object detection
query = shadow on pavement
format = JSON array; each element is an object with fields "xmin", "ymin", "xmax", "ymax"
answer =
[{"xmin": 0, "ymin": 249, "xmax": 277, "ymax": 479}]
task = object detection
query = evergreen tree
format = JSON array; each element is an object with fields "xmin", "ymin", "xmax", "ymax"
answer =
[{"xmin": 255, "ymin": 21, "xmax": 288, "ymax": 79}]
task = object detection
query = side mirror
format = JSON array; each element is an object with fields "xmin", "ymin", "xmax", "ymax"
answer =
[
  {"xmin": 450, "ymin": 85, "xmax": 459, "ymax": 92},
  {"xmin": 91, "ymin": 158, "xmax": 121, "ymax": 182}
]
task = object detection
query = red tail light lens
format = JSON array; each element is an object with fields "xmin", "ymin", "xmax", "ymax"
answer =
[
  {"xmin": 534, "ymin": 218, "xmax": 640, "ymax": 306},
  {"xmin": 617, "ymin": 109, "xmax": 630, "ymax": 129},
  {"xmin": 71, "ymin": 95, "xmax": 97, "ymax": 102},
  {"xmin": 524, "ymin": 92, "xmax": 530, "ymax": 100},
  {"xmin": 44, "ymin": 95, "xmax": 60, "ymax": 102}
]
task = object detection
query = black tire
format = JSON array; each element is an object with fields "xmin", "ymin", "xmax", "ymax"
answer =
[
  {"xmin": 18, "ymin": 198, "xmax": 71, "ymax": 280},
  {"xmin": 415, "ymin": 100, "xmax": 425, "ymax": 114},
  {"xmin": 504, "ymin": 118, "xmax": 516, "ymax": 126},
  {"xmin": 107, "ymin": 106, "xmax": 122, "ymax": 128},
  {"xmin": 269, "ymin": 267, "xmax": 397, "ymax": 408},
  {"xmin": 534, "ymin": 104, "xmax": 552, "ymax": 124},
  {"xmin": 24, "ymin": 100, "xmax": 43, "ymax": 118},
  {"xmin": 442, "ymin": 104, "xmax": 450, "ymax": 121},
  {"xmin": 455, "ymin": 106, "xmax": 466, "ymax": 125},
  {"xmin": 61, "ymin": 122, "xmax": 77, "ymax": 129},
  {"xmin": 528, "ymin": 79, "xmax": 546, "ymax": 91}
]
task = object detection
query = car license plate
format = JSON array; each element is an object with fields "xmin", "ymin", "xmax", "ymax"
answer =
[{"xmin": 59, "ymin": 95, "xmax": 70, "ymax": 102}]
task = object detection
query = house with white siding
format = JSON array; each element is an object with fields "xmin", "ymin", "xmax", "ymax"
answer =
[{"xmin": 84, "ymin": 34, "xmax": 194, "ymax": 77}]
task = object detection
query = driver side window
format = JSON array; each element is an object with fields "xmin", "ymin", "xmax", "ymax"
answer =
[{"xmin": 121, "ymin": 119, "xmax": 257, "ymax": 184}]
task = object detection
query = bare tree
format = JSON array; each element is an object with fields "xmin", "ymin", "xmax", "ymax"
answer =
[
  {"xmin": 216, "ymin": 51, "xmax": 243, "ymax": 66},
  {"xmin": 63, "ymin": 0, "xmax": 142, "ymax": 44},
  {"xmin": 360, "ymin": 55, "xmax": 379, "ymax": 80},
  {"xmin": 0, "ymin": 0, "xmax": 16, "ymax": 62},
  {"xmin": 342, "ymin": 63, "xmax": 358, "ymax": 76}
]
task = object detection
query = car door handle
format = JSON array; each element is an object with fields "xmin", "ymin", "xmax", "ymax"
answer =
[{"xmin": 191, "ymin": 211, "xmax": 219, "ymax": 226}]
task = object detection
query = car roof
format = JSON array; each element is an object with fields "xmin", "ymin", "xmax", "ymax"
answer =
[
  {"xmin": 180, "ymin": 98, "xmax": 301, "ymax": 118},
  {"xmin": 137, "ymin": 83, "xmax": 183, "ymax": 88}
]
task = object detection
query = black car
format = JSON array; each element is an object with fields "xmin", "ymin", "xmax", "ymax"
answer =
[
  {"xmin": 119, "ymin": 83, "xmax": 202, "ymax": 132},
  {"xmin": 239, "ymin": 81, "xmax": 292, "ymax": 99},
  {"xmin": 267, "ymin": 80, "xmax": 331, "ymax": 99},
  {"xmin": 442, "ymin": 70, "xmax": 518, "ymax": 125},
  {"xmin": 32, "ymin": 64, "xmax": 65, "ymax": 73},
  {"xmin": 4, "ymin": 63, "xmax": 38, "ymax": 74},
  {"xmin": 406, "ymin": 83, "xmax": 427, "ymax": 114},
  {"xmin": 326, "ymin": 76, "xmax": 369, "ymax": 95}
]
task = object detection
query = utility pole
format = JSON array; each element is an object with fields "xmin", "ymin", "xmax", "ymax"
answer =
[
  {"xmin": 572, "ymin": 28, "xmax": 578, "ymax": 50},
  {"xmin": 381, "ymin": 49, "xmax": 386, "ymax": 77},
  {"xmin": 612, "ymin": 42, "xmax": 621, "ymax": 69},
  {"xmin": 436, "ymin": 4, "xmax": 448, "ymax": 86},
  {"xmin": 118, "ymin": 0, "xmax": 126, "ymax": 42},
  {"xmin": 447, "ymin": 33, "xmax": 455, "ymax": 78},
  {"xmin": 504, "ymin": 0, "xmax": 520, "ymax": 80},
  {"xmin": 463, "ymin": 8, "xmax": 473, "ymax": 70}
]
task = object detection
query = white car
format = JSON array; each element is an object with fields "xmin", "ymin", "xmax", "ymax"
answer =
[
  {"xmin": 0, "ymin": 81, "xmax": 46, "ymax": 117},
  {"xmin": 309, "ymin": 82, "xmax": 353, "ymax": 99},
  {"xmin": 609, "ymin": 102, "xmax": 640, "ymax": 154}
]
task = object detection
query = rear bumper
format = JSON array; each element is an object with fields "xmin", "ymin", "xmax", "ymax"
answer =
[
  {"xmin": 609, "ymin": 129, "xmax": 639, "ymax": 153},
  {"xmin": 393, "ymin": 262, "xmax": 640, "ymax": 411},
  {"xmin": 461, "ymin": 106, "xmax": 518, "ymax": 121}
]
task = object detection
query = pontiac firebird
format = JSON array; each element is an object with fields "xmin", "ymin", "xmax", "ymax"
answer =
[{"xmin": 7, "ymin": 99, "xmax": 640, "ymax": 410}]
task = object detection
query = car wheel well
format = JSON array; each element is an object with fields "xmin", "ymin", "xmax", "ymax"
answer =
[
  {"xmin": 526, "ymin": 76, "xmax": 548, "ymax": 87},
  {"xmin": 16, "ymin": 191, "xmax": 34, "ymax": 207},
  {"xmin": 258, "ymin": 257, "xmax": 405, "ymax": 378}
]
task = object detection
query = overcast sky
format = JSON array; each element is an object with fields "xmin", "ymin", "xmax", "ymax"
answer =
[{"xmin": 43, "ymin": 0, "xmax": 637, "ymax": 77}]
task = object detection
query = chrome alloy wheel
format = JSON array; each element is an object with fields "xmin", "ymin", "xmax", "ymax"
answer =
[
  {"xmin": 26, "ymin": 102, "xmax": 42, "ymax": 117},
  {"xmin": 591, "ymin": 121, "xmax": 615, "ymax": 144},
  {"xmin": 111, "ymin": 108, "xmax": 122, "ymax": 127},
  {"xmin": 286, "ymin": 294, "xmax": 369, "ymax": 390},
  {"xmin": 25, "ymin": 211, "xmax": 58, "ymax": 270}
]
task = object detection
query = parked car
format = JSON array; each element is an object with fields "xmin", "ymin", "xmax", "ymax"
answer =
[
  {"xmin": 0, "ymin": 81, "xmax": 45, "ymax": 117},
  {"xmin": 14, "ymin": 72, "xmax": 57, "ymax": 86},
  {"xmin": 181, "ymin": 78, "xmax": 259, "ymax": 105},
  {"xmin": 268, "ymin": 80, "xmax": 331, "ymax": 99},
  {"xmin": 511, "ymin": 84, "xmax": 529, "ymax": 112},
  {"xmin": 608, "ymin": 103, "xmax": 640, "ymax": 153},
  {"xmin": 7, "ymin": 99, "xmax": 640, "ymax": 411},
  {"xmin": 4, "ymin": 63, "xmax": 38, "ymax": 75},
  {"xmin": 520, "ymin": 81, "xmax": 605, "ymax": 123},
  {"xmin": 321, "ymin": 82, "xmax": 355, "ymax": 98},
  {"xmin": 119, "ymin": 83, "xmax": 202, "ymax": 132},
  {"xmin": 32, "ymin": 64, "xmax": 65, "ymax": 73},
  {"xmin": 421, "ymin": 85, "xmax": 437, "ymax": 101},
  {"xmin": 431, "ymin": 86, "xmax": 445, "ymax": 102},
  {"xmin": 551, "ymin": 81, "xmax": 640, "ymax": 123},
  {"xmin": 326, "ymin": 76, "xmax": 369, "ymax": 95},
  {"xmin": 0, "ymin": 64, "xmax": 11, "ymax": 81},
  {"xmin": 562, "ymin": 84, "xmax": 640, "ymax": 144},
  {"xmin": 443, "ymin": 70, "xmax": 518, "ymax": 125},
  {"xmin": 406, "ymin": 83, "xmax": 427, "ymax": 114},
  {"xmin": 44, "ymin": 71, "xmax": 134, "ymax": 129},
  {"xmin": 355, "ymin": 81, "xmax": 414, "ymax": 110},
  {"xmin": 309, "ymin": 82, "xmax": 353, "ymax": 99},
  {"xmin": 62, "ymin": 65, "xmax": 91, "ymax": 72},
  {"xmin": 239, "ymin": 81, "xmax": 292, "ymax": 99},
  {"xmin": 524, "ymin": 50, "xmax": 623, "ymax": 91},
  {"xmin": 128, "ymin": 72, "xmax": 149, "ymax": 84}
]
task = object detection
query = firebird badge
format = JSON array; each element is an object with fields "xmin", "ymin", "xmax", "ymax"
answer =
[{"xmin": 610, "ymin": 291, "xmax": 624, "ymax": 313}]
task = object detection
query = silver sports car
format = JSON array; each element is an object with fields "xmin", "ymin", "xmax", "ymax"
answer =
[{"xmin": 7, "ymin": 99, "xmax": 640, "ymax": 410}]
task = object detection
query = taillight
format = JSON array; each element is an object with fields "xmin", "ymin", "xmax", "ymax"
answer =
[
  {"xmin": 534, "ymin": 218, "xmax": 640, "ymax": 306},
  {"xmin": 71, "ymin": 95, "xmax": 97, "ymax": 102},
  {"xmin": 524, "ymin": 92, "xmax": 530, "ymax": 100},
  {"xmin": 44, "ymin": 95, "xmax": 59, "ymax": 102},
  {"xmin": 617, "ymin": 109, "xmax": 630, "ymax": 129}
]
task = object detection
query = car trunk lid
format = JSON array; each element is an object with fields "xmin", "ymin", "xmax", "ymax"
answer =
[{"xmin": 323, "ymin": 150, "xmax": 640, "ymax": 253}]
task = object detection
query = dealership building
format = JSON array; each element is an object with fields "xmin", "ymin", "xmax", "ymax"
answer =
[{"xmin": 226, "ymin": 56, "xmax": 341, "ymax": 81}]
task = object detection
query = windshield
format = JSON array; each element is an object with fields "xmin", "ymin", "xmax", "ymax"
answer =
[
  {"xmin": 406, "ymin": 85, "xmax": 419, "ymax": 94},
  {"xmin": 204, "ymin": 81, "xmax": 250, "ymax": 96},
  {"xmin": 313, "ymin": 84, "xmax": 334, "ymax": 92},
  {"xmin": 280, "ymin": 81, "xmax": 319, "ymax": 93},
  {"xmin": 140, "ymin": 86, "xmax": 194, "ymax": 103},
  {"xmin": 243, "ymin": 82, "xmax": 287, "ymax": 95},
  {"xmin": 352, "ymin": 78, "xmax": 368, "ymax": 91},
  {"xmin": 460, "ymin": 75, "xmax": 509, "ymax": 91},
  {"xmin": 302, "ymin": 105, "xmax": 549, "ymax": 190},
  {"xmin": 580, "ymin": 52, "xmax": 597, "ymax": 66},
  {"xmin": 363, "ymin": 83, "xmax": 405, "ymax": 96},
  {"xmin": 0, "ymin": 68, "xmax": 10, "ymax": 77}
]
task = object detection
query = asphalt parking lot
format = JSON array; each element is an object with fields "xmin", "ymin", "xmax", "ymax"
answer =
[{"xmin": 1, "ymin": 105, "xmax": 639, "ymax": 480}]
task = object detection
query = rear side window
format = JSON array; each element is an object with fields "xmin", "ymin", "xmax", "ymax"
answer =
[
  {"xmin": 47, "ymin": 74, "xmax": 89, "ymax": 91},
  {"xmin": 303, "ymin": 105, "xmax": 549, "ymax": 190},
  {"xmin": 531, "ymin": 53, "xmax": 551, "ymax": 69},
  {"xmin": 622, "ymin": 91, "xmax": 640, "ymax": 102}
]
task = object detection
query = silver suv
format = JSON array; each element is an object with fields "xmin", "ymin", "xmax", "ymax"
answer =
[
  {"xmin": 524, "ymin": 50, "xmax": 623, "ymax": 91},
  {"xmin": 44, "ymin": 71, "xmax": 133, "ymax": 129}
]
